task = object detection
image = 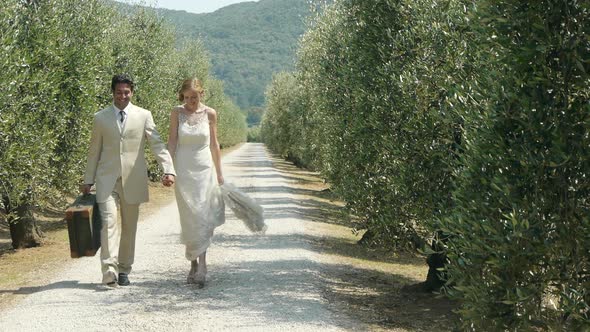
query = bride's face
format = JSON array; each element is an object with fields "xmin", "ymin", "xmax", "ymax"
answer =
[{"xmin": 183, "ymin": 89, "xmax": 201, "ymax": 110}]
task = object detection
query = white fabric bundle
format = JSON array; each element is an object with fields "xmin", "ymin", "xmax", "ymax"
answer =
[{"xmin": 220, "ymin": 183, "xmax": 267, "ymax": 234}]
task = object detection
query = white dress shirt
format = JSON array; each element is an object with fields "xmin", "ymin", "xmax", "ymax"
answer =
[{"xmin": 113, "ymin": 103, "xmax": 131, "ymax": 131}]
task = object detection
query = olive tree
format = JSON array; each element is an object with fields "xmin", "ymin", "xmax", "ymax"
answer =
[
  {"xmin": 441, "ymin": 0, "xmax": 590, "ymax": 329},
  {"xmin": 0, "ymin": 0, "xmax": 115, "ymax": 248}
]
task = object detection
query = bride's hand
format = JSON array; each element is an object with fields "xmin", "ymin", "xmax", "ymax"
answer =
[
  {"xmin": 162, "ymin": 174, "xmax": 175, "ymax": 187},
  {"xmin": 217, "ymin": 174, "xmax": 224, "ymax": 185}
]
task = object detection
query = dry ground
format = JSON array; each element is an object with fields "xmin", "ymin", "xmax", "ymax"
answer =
[{"xmin": 0, "ymin": 145, "xmax": 456, "ymax": 330}]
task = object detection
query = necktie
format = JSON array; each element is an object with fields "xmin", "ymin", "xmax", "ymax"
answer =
[{"xmin": 119, "ymin": 110, "xmax": 125, "ymax": 123}]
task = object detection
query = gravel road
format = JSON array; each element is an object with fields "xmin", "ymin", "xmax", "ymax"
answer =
[{"xmin": 0, "ymin": 143, "xmax": 363, "ymax": 331}]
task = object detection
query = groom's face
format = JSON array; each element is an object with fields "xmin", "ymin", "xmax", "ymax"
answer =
[{"xmin": 113, "ymin": 83, "xmax": 133, "ymax": 109}]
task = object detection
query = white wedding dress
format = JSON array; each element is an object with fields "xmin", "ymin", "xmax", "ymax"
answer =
[{"xmin": 173, "ymin": 107, "xmax": 225, "ymax": 261}]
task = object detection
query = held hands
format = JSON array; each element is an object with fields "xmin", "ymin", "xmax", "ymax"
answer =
[{"xmin": 162, "ymin": 174, "xmax": 176, "ymax": 187}]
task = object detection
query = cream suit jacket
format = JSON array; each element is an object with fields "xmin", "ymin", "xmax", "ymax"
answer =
[{"xmin": 84, "ymin": 103, "xmax": 175, "ymax": 204}]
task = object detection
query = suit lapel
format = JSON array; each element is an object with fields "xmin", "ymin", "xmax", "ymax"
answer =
[{"xmin": 102, "ymin": 105, "xmax": 121, "ymax": 137}]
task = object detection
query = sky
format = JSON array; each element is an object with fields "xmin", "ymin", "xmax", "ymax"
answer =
[{"xmin": 118, "ymin": 0, "xmax": 259, "ymax": 14}]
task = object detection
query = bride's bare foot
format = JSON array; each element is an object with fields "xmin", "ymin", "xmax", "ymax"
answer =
[
  {"xmin": 187, "ymin": 260, "xmax": 198, "ymax": 284},
  {"xmin": 195, "ymin": 271, "xmax": 206, "ymax": 288},
  {"xmin": 195, "ymin": 255, "xmax": 207, "ymax": 288}
]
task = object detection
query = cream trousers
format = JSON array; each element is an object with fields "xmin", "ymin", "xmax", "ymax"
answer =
[{"xmin": 98, "ymin": 178, "xmax": 139, "ymax": 282}]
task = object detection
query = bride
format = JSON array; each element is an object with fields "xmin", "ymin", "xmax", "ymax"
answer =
[{"xmin": 167, "ymin": 78, "xmax": 225, "ymax": 287}]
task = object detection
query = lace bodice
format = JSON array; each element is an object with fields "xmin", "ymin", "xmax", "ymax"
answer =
[
  {"xmin": 179, "ymin": 109, "xmax": 208, "ymax": 127},
  {"xmin": 177, "ymin": 108, "xmax": 210, "ymax": 147}
]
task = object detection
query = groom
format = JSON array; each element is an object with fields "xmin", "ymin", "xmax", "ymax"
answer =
[{"xmin": 81, "ymin": 74, "xmax": 176, "ymax": 287}]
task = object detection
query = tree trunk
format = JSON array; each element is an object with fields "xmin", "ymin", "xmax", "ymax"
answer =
[
  {"xmin": 424, "ymin": 232, "xmax": 447, "ymax": 292},
  {"xmin": 6, "ymin": 197, "xmax": 43, "ymax": 249},
  {"xmin": 357, "ymin": 229, "xmax": 374, "ymax": 246}
]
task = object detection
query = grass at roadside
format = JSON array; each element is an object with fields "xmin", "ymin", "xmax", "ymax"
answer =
[{"xmin": 267, "ymin": 153, "xmax": 457, "ymax": 331}]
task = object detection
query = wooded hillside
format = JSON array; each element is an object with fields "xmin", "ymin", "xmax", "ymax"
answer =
[{"xmin": 120, "ymin": 0, "xmax": 313, "ymax": 113}]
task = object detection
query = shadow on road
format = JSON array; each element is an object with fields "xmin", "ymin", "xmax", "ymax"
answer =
[{"xmin": 0, "ymin": 280, "xmax": 112, "ymax": 296}]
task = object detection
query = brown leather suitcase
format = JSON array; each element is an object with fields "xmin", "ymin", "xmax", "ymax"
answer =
[{"xmin": 65, "ymin": 194, "xmax": 101, "ymax": 258}]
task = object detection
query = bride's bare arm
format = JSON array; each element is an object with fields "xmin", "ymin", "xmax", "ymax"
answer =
[{"xmin": 207, "ymin": 108, "xmax": 224, "ymax": 185}]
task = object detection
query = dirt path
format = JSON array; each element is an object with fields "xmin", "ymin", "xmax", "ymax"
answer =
[
  {"xmin": 0, "ymin": 143, "xmax": 361, "ymax": 330},
  {"xmin": 0, "ymin": 143, "xmax": 454, "ymax": 331}
]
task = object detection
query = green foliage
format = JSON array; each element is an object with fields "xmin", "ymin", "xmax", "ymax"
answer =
[
  {"xmin": 0, "ymin": 0, "xmax": 246, "ymax": 217},
  {"xmin": 261, "ymin": 72, "xmax": 296, "ymax": 157},
  {"xmin": 0, "ymin": 0, "xmax": 115, "ymax": 213},
  {"xmin": 207, "ymin": 80, "xmax": 248, "ymax": 148},
  {"xmin": 246, "ymin": 107, "xmax": 265, "ymax": 127},
  {"xmin": 261, "ymin": 72, "xmax": 314, "ymax": 167},
  {"xmin": 265, "ymin": 0, "xmax": 467, "ymax": 248},
  {"xmin": 440, "ymin": 1, "xmax": 590, "ymax": 329},
  {"xmin": 247, "ymin": 126, "xmax": 262, "ymax": 143}
]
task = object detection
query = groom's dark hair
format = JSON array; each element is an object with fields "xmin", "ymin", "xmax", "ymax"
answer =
[{"xmin": 111, "ymin": 74, "xmax": 135, "ymax": 92}]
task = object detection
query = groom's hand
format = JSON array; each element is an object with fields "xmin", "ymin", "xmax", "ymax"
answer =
[
  {"xmin": 80, "ymin": 184, "xmax": 92, "ymax": 195},
  {"xmin": 162, "ymin": 174, "xmax": 175, "ymax": 187}
]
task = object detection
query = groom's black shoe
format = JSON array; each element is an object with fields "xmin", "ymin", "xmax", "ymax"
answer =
[{"xmin": 118, "ymin": 273, "xmax": 130, "ymax": 286}]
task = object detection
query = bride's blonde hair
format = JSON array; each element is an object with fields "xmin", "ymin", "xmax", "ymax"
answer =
[{"xmin": 178, "ymin": 78, "xmax": 204, "ymax": 102}]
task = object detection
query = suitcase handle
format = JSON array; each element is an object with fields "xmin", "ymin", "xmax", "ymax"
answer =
[{"xmin": 75, "ymin": 193, "xmax": 95, "ymax": 207}]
